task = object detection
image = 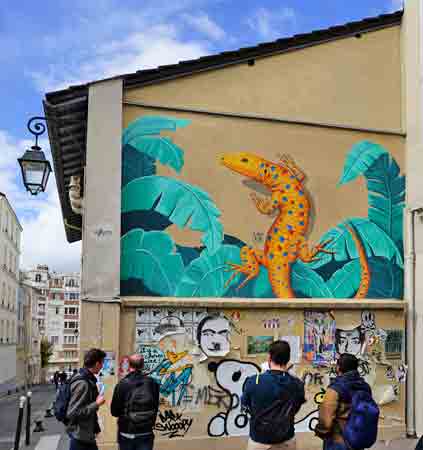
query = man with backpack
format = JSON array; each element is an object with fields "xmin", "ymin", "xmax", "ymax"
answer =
[
  {"xmin": 315, "ymin": 353, "xmax": 379, "ymax": 450},
  {"xmin": 55, "ymin": 348, "xmax": 106, "ymax": 450},
  {"xmin": 111, "ymin": 353, "xmax": 160, "ymax": 450},
  {"xmin": 241, "ymin": 340, "xmax": 306, "ymax": 450}
]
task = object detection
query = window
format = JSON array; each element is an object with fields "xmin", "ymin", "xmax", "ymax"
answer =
[
  {"xmin": 69, "ymin": 293, "xmax": 79, "ymax": 300},
  {"xmin": 50, "ymin": 336, "xmax": 59, "ymax": 345},
  {"xmin": 55, "ymin": 307, "xmax": 59, "ymax": 315},
  {"xmin": 65, "ymin": 307, "xmax": 78, "ymax": 315},
  {"xmin": 64, "ymin": 335, "xmax": 77, "ymax": 344},
  {"xmin": 35, "ymin": 274, "xmax": 41, "ymax": 283},
  {"xmin": 64, "ymin": 321, "xmax": 77, "ymax": 329}
]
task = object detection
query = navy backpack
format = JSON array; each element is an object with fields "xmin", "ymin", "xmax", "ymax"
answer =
[
  {"xmin": 54, "ymin": 373, "xmax": 87, "ymax": 424},
  {"xmin": 343, "ymin": 389, "xmax": 380, "ymax": 450}
]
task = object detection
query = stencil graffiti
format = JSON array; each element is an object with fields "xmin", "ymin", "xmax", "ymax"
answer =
[
  {"xmin": 207, "ymin": 359, "xmax": 260, "ymax": 437},
  {"xmin": 197, "ymin": 315, "xmax": 231, "ymax": 359},
  {"xmin": 396, "ymin": 364, "xmax": 407, "ymax": 384},
  {"xmin": 335, "ymin": 326, "xmax": 365, "ymax": 356},
  {"xmin": 154, "ymin": 410, "xmax": 193, "ymax": 438},
  {"xmin": 304, "ymin": 312, "xmax": 336, "ymax": 365}
]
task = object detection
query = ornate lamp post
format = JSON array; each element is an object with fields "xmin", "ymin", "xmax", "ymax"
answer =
[{"xmin": 18, "ymin": 117, "xmax": 52, "ymax": 195}]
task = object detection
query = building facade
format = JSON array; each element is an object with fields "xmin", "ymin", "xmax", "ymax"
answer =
[
  {"xmin": 45, "ymin": 5, "xmax": 423, "ymax": 450},
  {"xmin": 0, "ymin": 193, "xmax": 22, "ymax": 389},
  {"xmin": 25, "ymin": 267, "xmax": 80, "ymax": 376},
  {"xmin": 17, "ymin": 276, "xmax": 42, "ymax": 386}
]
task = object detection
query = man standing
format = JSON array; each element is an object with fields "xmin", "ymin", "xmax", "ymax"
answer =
[
  {"xmin": 53, "ymin": 371, "xmax": 60, "ymax": 390},
  {"xmin": 111, "ymin": 354, "xmax": 160, "ymax": 450},
  {"xmin": 315, "ymin": 354, "xmax": 379, "ymax": 450},
  {"xmin": 242, "ymin": 340, "xmax": 306, "ymax": 450},
  {"xmin": 66, "ymin": 349, "xmax": 107, "ymax": 450}
]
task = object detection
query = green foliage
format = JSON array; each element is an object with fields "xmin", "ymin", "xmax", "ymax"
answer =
[
  {"xmin": 338, "ymin": 141, "xmax": 387, "ymax": 185},
  {"xmin": 122, "ymin": 116, "xmax": 190, "ymax": 173},
  {"xmin": 121, "ymin": 229, "xmax": 184, "ymax": 296},
  {"xmin": 365, "ymin": 153, "xmax": 405, "ymax": 251},
  {"xmin": 291, "ymin": 261, "xmax": 333, "ymax": 298},
  {"xmin": 307, "ymin": 218, "xmax": 403, "ymax": 270},
  {"xmin": 40, "ymin": 337, "xmax": 54, "ymax": 368},
  {"xmin": 122, "ymin": 176, "xmax": 223, "ymax": 254},
  {"xmin": 174, "ymin": 245, "xmax": 241, "ymax": 297}
]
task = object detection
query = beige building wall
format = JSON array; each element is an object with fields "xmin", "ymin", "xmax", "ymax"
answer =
[
  {"xmin": 81, "ymin": 21, "xmax": 409, "ymax": 450},
  {"xmin": 125, "ymin": 26, "xmax": 402, "ymax": 133}
]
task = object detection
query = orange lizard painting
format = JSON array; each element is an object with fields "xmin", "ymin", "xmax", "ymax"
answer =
[{"xmin": 221, "ymin": 152, "xmax": 370, "ymax": 299}]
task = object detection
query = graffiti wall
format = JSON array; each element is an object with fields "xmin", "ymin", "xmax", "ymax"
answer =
[
  {"xmin": 120, "ymin": 115, "xmax": 405, "ymax": 299},
  {"xmin": 123, "ymin": 306, "xmax": 406, "ymax": 442}
]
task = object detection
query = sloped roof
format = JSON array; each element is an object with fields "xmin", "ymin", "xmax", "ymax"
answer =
[{"xmin": 44, "ymin": 10, "xmax": 403, "ymax": 243}]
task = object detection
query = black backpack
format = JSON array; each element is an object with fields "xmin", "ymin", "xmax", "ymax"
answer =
[
  {"xmin": 54, "ymin": 373, "xmax": 93, "ymax": 424},
  {"xmin": 250, "ymin": 374, "xmax": 296, "ymax": 444},
  {"xmin": 124, "ymin": 376, "xmax": 157, "ymax": 432}
]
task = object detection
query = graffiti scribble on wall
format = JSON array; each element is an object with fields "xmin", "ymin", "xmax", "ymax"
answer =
[
  {"xmin": 207, "ymin": 359, "xmax": 260, "ymax": 437},
  {"xmin": 154, "ymin": 409, "xmax": 193, "ymax": 438},
  {"xmin": 121, "ymin": 116, "xmax": 404, "ymax": 300}
]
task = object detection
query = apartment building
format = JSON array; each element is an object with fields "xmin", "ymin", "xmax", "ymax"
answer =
[
  {"xmin": 0, "ymin": 193, "xmax": 22, "ymax": 387},
  {"xmin": 25, "ymin": 266, "xmax": 80, "ymax": 376}
]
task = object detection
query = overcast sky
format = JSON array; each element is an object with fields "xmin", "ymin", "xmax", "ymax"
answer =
[{"xmin": 0, "ymin": 0, "xmax": 402, "ymax": 273}]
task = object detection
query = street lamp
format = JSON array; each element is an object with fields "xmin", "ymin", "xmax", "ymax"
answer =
[{"xmin": 18, "ymin": 117, "xmax": 52, "ymax": 195}]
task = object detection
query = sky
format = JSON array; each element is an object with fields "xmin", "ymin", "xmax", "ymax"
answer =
[{"xmin": 0, "ymin": 0, "xmax": 402, "ymax": 273}]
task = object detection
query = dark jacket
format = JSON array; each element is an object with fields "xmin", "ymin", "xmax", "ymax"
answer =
[
  {"xmin": 315, "ymin": 370, "xmax": 372, "ymax": 446},
  {"xmin": 110, "ymin": 371, "xmax": 160, "ymax": 435},
  {"xmin": 66, "ymin": 369, "xmax": 100, "ymax": 443},
  {"xmin": 241, "ymin": 370, "xmax": 306, "ymax": 444}
]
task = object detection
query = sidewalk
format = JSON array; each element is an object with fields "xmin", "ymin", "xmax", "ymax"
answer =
[{"xmin": 0, "ymin": 384, "xmax": 56, "ymax": 450}]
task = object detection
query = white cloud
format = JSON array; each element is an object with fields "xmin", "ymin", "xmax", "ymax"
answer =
[
  {"xmin": 246, "ymin": 7, "xmax": 297, "ymax": 41},
  {"xmin": 386, "ymin": 0, "xmax": 403, "ymax": 12},
  {"xmin": 0, "ymin": 130, "xmax": 80, "ymax": 273},
  {"xmin": 182, "ymin": 12, "xmax": 226, "ymax": 41},
  {"xmin": 26, "ymin": 2, "xmax": 222, "ymax": 93}
]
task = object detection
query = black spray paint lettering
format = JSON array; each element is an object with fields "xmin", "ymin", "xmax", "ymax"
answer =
[
  {"xmin": 302, "ymin": 371, "xmax": 324, "ymax": 386},
  {"xmin": 178, "ymin": 384, "xmax": 231, "ymax": 410},
  {"xmin": 154, "ymin": 410, "xmax": 193, "ymax": 438}
]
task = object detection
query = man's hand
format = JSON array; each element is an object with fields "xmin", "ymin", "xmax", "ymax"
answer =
[{"xmin": 96, "ymin": 395, "xmax": 106, "ymax": 407}]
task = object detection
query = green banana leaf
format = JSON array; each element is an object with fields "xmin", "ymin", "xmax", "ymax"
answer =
[
  {"xmin": 307, "ymin": 218, "xmax": 403, "ymax": 270},
  {"xmin": 122, "ymin": 144, "xmax": 156, "ymax": 187},
  {"xmin": 122, "ymin": 116, "xmax": 190, "ymax": 173},
  {"xmin": 291, "ymin": 261, "xmax": 333, "ymax": 298},
  {"xmin": 324, "ymin": 257, "xmax": 403, "ymax": 299},
  {"xmin": 121, "ymin": 229, "xmax": 184, "ymax": 296},
  {"xmin": 338, "ymin": 141, "xmax": 387, "ymax": 185},
  {"xmin": 365, "ymin": 153, "xmax": 405, "ymax": 251},
  {"xmin": 326, "ymin": 259, "xmax": 362, "ymax": 298},
  {"xmin": 122, "ymin": 176, "xmax": 223, "ymax": 254},
  {"xmin": 174, "ymin": 245, "xmax": 241, "ymax": 297}
]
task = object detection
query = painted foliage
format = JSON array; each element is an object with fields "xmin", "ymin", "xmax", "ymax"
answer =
[{"xmin": 121, "ymin": 116, "xmax": 405, "ymax": 299}]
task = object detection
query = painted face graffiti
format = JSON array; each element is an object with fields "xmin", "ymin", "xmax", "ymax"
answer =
[
  {"xmin": 335, "ymin": 327, "xmax": 364, "ymax": 356},
  {"xmin": 197, "ymin": 315, "xmax": 231, "ymax": 359}
]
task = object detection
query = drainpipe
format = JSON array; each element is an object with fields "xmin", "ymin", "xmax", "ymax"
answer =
[{"xmin": 406, "ymin": 206, "xmax": 422, "ymax": 438}]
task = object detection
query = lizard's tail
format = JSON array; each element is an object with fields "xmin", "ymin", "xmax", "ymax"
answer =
[{"xmin": 344, "ymin": 223, "xmax": 371, "ymax": 299}]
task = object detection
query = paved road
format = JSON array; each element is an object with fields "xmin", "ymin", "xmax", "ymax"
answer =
[{"xmin": 0, "ymin": 384, "xmax": 56, "ymax": 450}]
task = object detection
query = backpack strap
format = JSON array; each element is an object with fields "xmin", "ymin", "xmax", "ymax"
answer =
[{"xmin": 256, "ymin": 374, "xmax": 260, "ymax": 385}]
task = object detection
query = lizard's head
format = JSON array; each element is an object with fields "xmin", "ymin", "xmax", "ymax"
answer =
[{"xmin": 220, "ymin": 152, "xmax": 275, "ymax": 186}]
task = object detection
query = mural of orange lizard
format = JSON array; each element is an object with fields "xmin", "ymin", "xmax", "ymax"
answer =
[{"xmin": 220, "ymin": 152, "xmax": 370, "ymax": 299}]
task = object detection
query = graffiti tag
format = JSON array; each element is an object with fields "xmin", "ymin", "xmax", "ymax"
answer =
[{"xmin": 154, "ymin": 410, "xmax": 193, "ymax": 438}]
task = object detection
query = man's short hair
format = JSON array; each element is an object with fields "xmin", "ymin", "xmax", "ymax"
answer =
[
  {"xmin": 129, "ymin": 354, "xmax": 144, "ymax": 370},
  {"xmin": 269, "ymin": 340, "xmax": 291, "ymax": 366},
  {"xmin": 84, "ymin": 348, "xmax": 106, "ymax": 369},
  {"xmin": 337, "ymin": 353, "xmax": 359, "ymax": 374}
]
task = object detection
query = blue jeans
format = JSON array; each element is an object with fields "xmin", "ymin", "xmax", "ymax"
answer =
[
  {"xmin": 323, "ymin": 440, "xmax": 348, "ymax": 450},
  {"xmin": 118, "ymin": 434, "xmax": 154, "ymax": 450},
  {"xmin": 69, "ymin": 438, "xmax": 98, "ymax": 450}
]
